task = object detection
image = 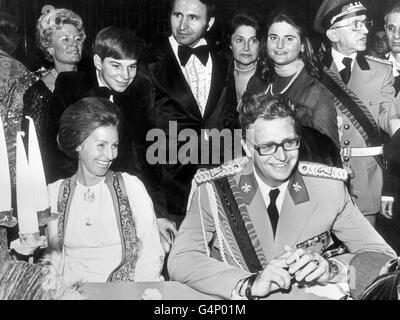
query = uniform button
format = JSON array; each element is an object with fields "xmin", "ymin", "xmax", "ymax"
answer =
[
  {"xmin": 344, "ymin": 140, "xmax": 350, "ymax": 146},
  {"xmin": 343, "ymin": 156, "xmax": 350, "ymax": 162},
  {"xmin": 344, "ymin": 124, "xmax": 350, "ymax": 130},
  {"xmin": 369, "ymin": 101, "xmax": 373, "ymax": 106}
]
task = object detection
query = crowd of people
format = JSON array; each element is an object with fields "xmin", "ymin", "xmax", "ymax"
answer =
[{"xmin": 1, "ymin": 0, "xmax": 400, "ymax": 300}]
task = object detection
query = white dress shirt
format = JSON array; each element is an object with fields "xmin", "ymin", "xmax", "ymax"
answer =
[
  {"xmin": 253, "ymin": 169, "xmax": 289, "ymax": 215},
  {"xmin": 96, "ymin": 71, "xmax": 114, "ymax": 103},
  {"xmin": 331, "ymin": 48, "xmax": 357, "ymax": 73},
  {"xmin": 386, "ymin": 52, "xmax": 400, "ymax": 77},
  {"xmin": 169, "ymin": 35, "xmax": 212, "ymax": 116}
]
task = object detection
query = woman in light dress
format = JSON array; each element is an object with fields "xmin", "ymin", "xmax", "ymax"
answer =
[{"xmin": 46, "ymin": 97, "xmax": 164, "ymax": 283}]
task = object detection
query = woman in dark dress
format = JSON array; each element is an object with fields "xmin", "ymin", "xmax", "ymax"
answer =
[
  {"xmin": 22, "ymin": 6, "xmax": 86, "ymax": 181},
  {"xmin": 229, "ymin": 11, "xmax": 261, "ymax": 105},
  {"xmin": 246, "ymin": 9, "xmax": 341, "ymax": 166}
]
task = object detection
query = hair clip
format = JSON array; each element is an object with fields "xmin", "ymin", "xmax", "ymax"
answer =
[{"xmin": 41, "ymin": 5, "xmax": 55, "ymax": 15}]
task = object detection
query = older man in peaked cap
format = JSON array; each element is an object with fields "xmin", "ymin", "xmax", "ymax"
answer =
[{"xmin": 315, "ymin": 0, "xmax": 400, "ymax": 228}]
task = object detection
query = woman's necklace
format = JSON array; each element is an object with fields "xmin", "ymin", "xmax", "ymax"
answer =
[
  {"xmin": 266, "ymin": 65, "xmax": 303, "ymax": 95},
  {"xmin": 234, "ymin": 60, "xmax": 257, "ymax": 73},
  {"xmin": 82, "ymin": 187, "xmax": 96, "ymax": 227}
]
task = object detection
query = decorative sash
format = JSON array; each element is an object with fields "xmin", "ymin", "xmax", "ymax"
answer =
[
  {"xmin": 212, "ymin": 177, "xmax": 266, "ymax": 273},
  {"xmin": 320, "ymin": 67, "xmax": 384, "ymax": 168},
  {"xmin": 57, "ymin": 171, "xmax": 141, "ymax": 282}
]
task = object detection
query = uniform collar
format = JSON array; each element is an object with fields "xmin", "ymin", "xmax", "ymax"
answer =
[
  {"xmin": 238, "ymin": 162, "xmax": 309, "ymax": 206},
  {"xmin": 387, "ymin": 52, "xmax": 400, "ymax": 77},
  {"xmin": 288, "ymin": 168, "xmax": 310, "ymax": 205},
  {"xmin": 331, "ymin": 47, "xmax": 357, "ymax": 71}
]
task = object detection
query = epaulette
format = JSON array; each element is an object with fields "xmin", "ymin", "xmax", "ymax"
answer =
[
  {"xmin": 194, "ymin": 157, "xmax": 248, "ymax": 185},
  {"xmin": 365, "ymin": 55, "xmax": 393, "ymax": 66},
  {"xmin": 298, "ymin": 161, "xmax": 348, "ymax": 181}
]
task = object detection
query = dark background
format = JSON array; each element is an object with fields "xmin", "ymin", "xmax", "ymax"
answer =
[{"xmin": 0, "ymin": 0, "xmax": 398, "ymax": 70}]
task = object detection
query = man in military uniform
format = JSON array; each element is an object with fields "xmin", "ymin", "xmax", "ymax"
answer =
[
  {"xmin": 314, "ymin": 0, "xmax": 400, "ymax": 227},
  {"xmin": 384, "ymin": 2, "xmax": 400, "ymax": 96},
  {"xmin": 168, "ymin": 93, "xmax": 395, "ymax": 300}
]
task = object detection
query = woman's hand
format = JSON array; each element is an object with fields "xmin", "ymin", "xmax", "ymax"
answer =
[{"xmin": 157, "ymin": 218, "xmax": 178, "ymax": 254}]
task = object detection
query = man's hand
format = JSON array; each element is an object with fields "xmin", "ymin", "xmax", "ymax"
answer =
[
  {"xmin": 250, "ymin": 251, "xmax": 293, "ymax": 297},
  {"xmin": 157, "ymin": 218, "xmax": 178, "ymax": 254},
  {"xmin": 285, "ymin": 246, "xmax": 330, "ymax": 284}
]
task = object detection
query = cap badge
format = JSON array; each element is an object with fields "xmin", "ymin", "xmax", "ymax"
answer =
[{"xmin": 330, "ymin": 2, "xmax": 366, "ymax": 25}]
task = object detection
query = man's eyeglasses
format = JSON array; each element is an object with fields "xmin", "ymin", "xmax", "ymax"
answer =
[
  {"xmin": 252, "ymin": 138, "xmax": 300, "ymax": 156},
  {"xmin": 331, "ymin": 20, "xmax": 373, "ymax": 32}
]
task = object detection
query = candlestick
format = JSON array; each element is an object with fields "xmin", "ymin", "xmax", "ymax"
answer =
[
  {"xmin": 25, "ymin": 117, "xmax": 59, "ymax": 226},
  {"xmin": 0, "ymin": 116, "xmax": 11, "ymax": 212},
  {"xmin": 26, "ymin": 116, "xmax": 48, "ymax": 212},
  {"xmin": 16, "ymin": 131, "xmax": 39, "ymax": 245},
  {"xmin": 0, "ymin": 116, "xmax": 16, "ymax": 227}
]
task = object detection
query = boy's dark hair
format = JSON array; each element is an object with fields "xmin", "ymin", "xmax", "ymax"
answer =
[{"xmin": 93, "ymin": 26, "xmax": 142, "ymax": 61}]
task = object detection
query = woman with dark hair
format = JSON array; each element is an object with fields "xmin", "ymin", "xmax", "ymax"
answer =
[
  {"xmin": 23, "ymin": 6, "xmax": 86, "ymax": 180},
  {"xmin": 247, "ymin": 8, "xmax": 341, "ymax": 166},
  {"xmin": 45, "ymin": 96, "xmax": 164, "ymax": 283},
  {"xmin": 229, "ymin": 11, "xmax": 261, "ymax": 104}
]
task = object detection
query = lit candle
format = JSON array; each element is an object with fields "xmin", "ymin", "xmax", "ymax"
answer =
[
  {"xmin": 16, "ymin": 131, "xmax": 39, "ymax": 234},
  {"xmin": 26, "ymin": 116, "xmax": 49, "ymax": 211},
  {"xmin": 0, "ymin": 116, "xmax": 11, "ymax": 212}
]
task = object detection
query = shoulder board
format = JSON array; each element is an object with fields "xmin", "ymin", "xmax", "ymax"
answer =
[
  {"xmin": 364, "ymin": 55, "xmax": 393, "ymax": 66},
  {"xmin": 194, "ymin": 157, "xmax": 248, "ymax": 185},
  {"xmin": 298, "ymin": 161, "xmax": 348, "ymax": 181}
]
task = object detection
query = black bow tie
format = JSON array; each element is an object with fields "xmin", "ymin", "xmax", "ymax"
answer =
[
  {"xmin": 94, "ymin": 86, "xmax": 116, "ymax": 99},
  {"xmin": 177, "ymin": 45, "xmax": 209, "ymax": 66}
]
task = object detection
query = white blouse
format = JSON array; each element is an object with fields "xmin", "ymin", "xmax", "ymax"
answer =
[{"xmin": 47, "ymin": 173, "xmax": 165, "ymax": 283}]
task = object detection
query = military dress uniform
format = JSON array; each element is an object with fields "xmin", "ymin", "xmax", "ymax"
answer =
[
  {"xmin": 321, "ymin": 54, "xmax": 398, "ymax": 218},
  {"xmin": 168, "ymin": 157, "xmax": 395, "ymax": 300},
  {"xmin": 313, "ymin": 0, "xmax": 400, "ymax": 227}
]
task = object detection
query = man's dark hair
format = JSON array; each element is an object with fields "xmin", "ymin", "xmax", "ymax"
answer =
[
  {"xmin": 238, "ymin": 93, "xmax": 300, "ymax": 139},
  {"xmin": 0, "ymin": 11, "xmax": 19, "ymax": 55},
  {"xmin": 170, "ymin": 0, "xmax": 216, "ymax": 21},
  {"xmin": 93, "ymin": 26, "xmax": 142, "ymax": 61}
]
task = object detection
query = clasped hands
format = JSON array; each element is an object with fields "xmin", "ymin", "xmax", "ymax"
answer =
[{"xmin": 251, "ymin": 245, "xmax": 332, "ymax": 298}]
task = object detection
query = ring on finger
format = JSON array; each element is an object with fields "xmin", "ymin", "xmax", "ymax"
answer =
[{"xmin": 312, "ymin": 259, "xmax": 320, "ymax": 267}]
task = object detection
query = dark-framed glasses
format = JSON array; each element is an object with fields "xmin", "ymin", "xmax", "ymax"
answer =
[
  {"xmin": 331, "ymin": 19, "xmax": 373, "ymax": 31},
  {"xmin": 252, "ymin": 138, "xmax": 300, "ymax": 156}
]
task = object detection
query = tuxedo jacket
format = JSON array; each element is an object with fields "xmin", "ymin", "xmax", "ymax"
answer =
[
  {"xmin": 322, "ymin": 53, "xmax": 399, "ymax": 216},
  {"xmin": 147, "ymin": 40, "xmax": 238, "ymax": 219},
  {"xmin": 168, "ymin": 158, "xmax": 395, "ymax": 299},
  {"xmin": 46, "ymin": 67, "xmax": 155, "ymax": 189}
]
